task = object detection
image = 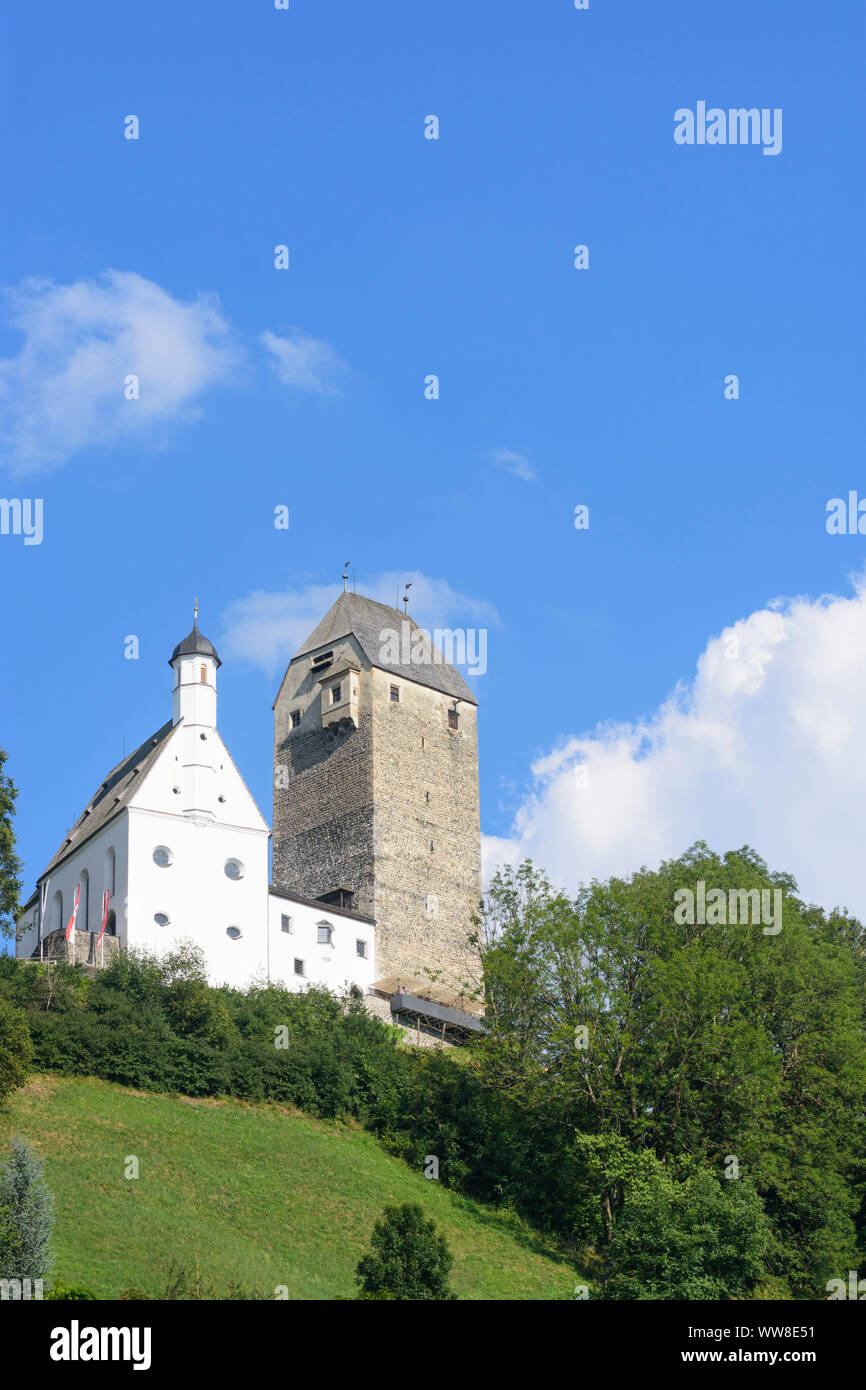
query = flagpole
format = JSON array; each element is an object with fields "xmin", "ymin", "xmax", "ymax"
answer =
[
  {"xmin": 39, "ymin": 879, "xmax": 49, "ymax": 962},
  {"xmin": 65, "ymin": 882, "xmax": 81, "ymax": 966},
  {"xmin": 97, "ymin": 890, "xmax": 109, "ymax": 969}
]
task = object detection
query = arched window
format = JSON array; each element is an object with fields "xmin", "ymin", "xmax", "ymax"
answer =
[
  {"xmin": 79, "ymin": 869, "xmax": 90, "ymax": 933},
  {"xmin": 200, "ymin": 664, "xmax": 207, "ymax": 683},
  {"xmin": 104, "ymin": 847, "xmax": 116, "ymax": 899},
  {"xmin": 53, "ymin": 890, "xmax": 63, "ymax": 934}
]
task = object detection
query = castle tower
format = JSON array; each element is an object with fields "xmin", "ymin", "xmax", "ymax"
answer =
[{"xmin": 272, "ymin": 590, "xmax": 482, "ymax": 991}]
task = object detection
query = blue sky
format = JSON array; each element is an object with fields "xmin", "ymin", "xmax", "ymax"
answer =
[{"xmin": 2, "ymin": 1, "xmax": 865, "ymax": 927}]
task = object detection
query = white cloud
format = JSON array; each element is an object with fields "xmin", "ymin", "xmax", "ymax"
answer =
[
  {"xmin": 485, "ymin": 572, "xmax": 866, "ymax": 921},
  {"xmin": 486, "ymin": 447, "xmax": 536, "ymax": 481},
  {"xmin": 0, "ymin": 271, "xmax": 239, "ymax": 473},
  {"xmin": 260, "ymin": 328, "xmax": 348, "ymax": 394},
  {"xmin": 221, "ymin": 571, "xmax": 500, "ymax": 677}
]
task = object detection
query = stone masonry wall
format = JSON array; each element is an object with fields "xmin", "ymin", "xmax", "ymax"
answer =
[
  {"xmin": 272, "ymin": 637, "xmax": 482, "ymax": 996},
  {"xmin": 37, "ymin": 927, "xmax": 120, "ymax": 968},
  {"xmin": 370, "ymin": 668, "xmax": 482, "ymax": 991},
  {"xmin": 272, "ymin": 637, "xmax": 376, "ymax": 915}
]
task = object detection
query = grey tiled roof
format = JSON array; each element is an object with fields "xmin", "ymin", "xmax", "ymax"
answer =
[
  {"xmin": 39, "ymin": 720, "xmax": 177, "ymax": 882},
  {"xmin": 268, "ymin": 883, "xmax": 376, "ymax": 925},
  {"xmin": 294, "ymin": 592, "xmax": 478, "ymax": 704}
]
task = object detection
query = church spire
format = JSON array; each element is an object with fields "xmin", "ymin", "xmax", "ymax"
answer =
[{"xmin": 169, "ymin": 608, "xmax": 222, "ymax": 729}]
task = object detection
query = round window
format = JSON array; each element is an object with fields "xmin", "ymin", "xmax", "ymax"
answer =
[
  {"xmin": 154, "ymin": 913, "xmax": 170, "ymax": 927},
  {"xmin": 226, "ymin": 926, "xmax": 242, "ymax": 940},
  {"xmin": 153, "ymin": 846, "xmax": 173, "ymax": 868},
  {"xmin": 224, "ymin": 859, "xmax": 244, "ymax": 881}
]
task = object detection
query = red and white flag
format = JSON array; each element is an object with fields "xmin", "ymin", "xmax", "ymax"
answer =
[
  {"xmin": 97, "ymin": 890, "xmax": 110, "ymax": 948},
  {"xmin": 65, "ymin": 882, "xmax": 81, "ymax": 941}
]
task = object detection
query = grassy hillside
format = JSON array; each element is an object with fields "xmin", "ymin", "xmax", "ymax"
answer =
[{"xmin": 0, "ymin": 1074, "xmax": 582, "ymax": 1300}]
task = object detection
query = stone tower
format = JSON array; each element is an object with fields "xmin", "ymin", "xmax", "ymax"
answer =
[{"xmin": 272, "ymin": 591, "xmax": 481, "ymax": 990}]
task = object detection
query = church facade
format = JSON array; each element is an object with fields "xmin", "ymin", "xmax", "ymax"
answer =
[{"xmin": 16, "ymin": 591, "xmax": 484, "ymax": 1036}]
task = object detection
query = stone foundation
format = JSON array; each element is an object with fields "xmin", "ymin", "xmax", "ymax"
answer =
[{"xmin": 35, "ymin": 927, "xmax": 120, "ymax": 968}]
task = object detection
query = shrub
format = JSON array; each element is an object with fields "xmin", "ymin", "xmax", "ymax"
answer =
[
  {"xmin": 355, "ymin": 1203, "xmax": 457, "ymax": 1301},
  {"xmin": 0, "ymin": 998, "xmax": 32, "ymax": 1105}
]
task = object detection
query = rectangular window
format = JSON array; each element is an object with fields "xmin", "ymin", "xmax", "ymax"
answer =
[
  {"xmin": 390, "ymin": 685, "xmax": 400, "ymax": 702},
  {"xmin": 281, "ymin": 914, "xmax": 292, "ymax": 934},
  {"xmin": 200, "ymin": 665, "xmax": 207, "ymax": 683},
  {"xmin": 356, "ymin": 939, "xmax": 367, "ymax": 959},
  {"xmin": 294, "ymin": 958, "xmax": 305, "ymax": 976},
  {"xmin": 317, "ymin": 923, "xmax": 332, "ymax": 944},
  {"xmin": 448, "ymin": 709, "xmax": 459, "ymax": 730},
  {"xmin": 332, "ymin": 684, "xmax": 342, "ymax": 703},
  {"xmin": 291, "ymin": 710, "xmax": 301, "ymax": 729}
]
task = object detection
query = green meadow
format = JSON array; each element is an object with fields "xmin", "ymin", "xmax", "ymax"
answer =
[{"xmin": 1, "ymin": 1074, "xmax": 583, "ymax": 1300}]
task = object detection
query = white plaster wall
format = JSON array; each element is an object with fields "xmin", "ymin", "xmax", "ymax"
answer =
[
  {"xmin": 127, "ymin": 807, "xmax": 270, "ymax": 988},
  {"xmin": 135, "ymin": 721, "xmax": 268, "ymax": 834},
  {"xmin": 172, "ymin": 654, "xmax": 218, "ymax": 730},
  {"xmin": 16, "ymin": 815, "xmax": 130, "ymax": 959},
  {"xmin": 267, "ymin": 893, "xmax": 376, "ymax": 994}
]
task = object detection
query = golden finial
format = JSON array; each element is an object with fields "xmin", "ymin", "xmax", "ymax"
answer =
[{"xmin": 194, "ymin": 596, "xmax": 199, "ymax": 629}]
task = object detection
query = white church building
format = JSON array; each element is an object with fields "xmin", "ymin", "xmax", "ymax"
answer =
[{"xmin": 15, "ymin": 619, "xmax": 377, "ymax": 995}]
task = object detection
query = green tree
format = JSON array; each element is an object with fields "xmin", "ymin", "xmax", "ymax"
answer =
[
  {"xmin": 476, "ymin": 844, "xmax": 866, "ymax": 1296},
  {"xmin": 573, "ymin": 1133, "xmax": 770, "ymax": 1299},
  {"xmin": 0, "ymin": 1136, "xmax": 54, "ymax": 1282},
  {"xmin": 0, "ymin": 748, "xmax": 22, "ymax": 943},
  {"xmin": 0, "ymin": 997, "xmax": 32, "ymax": 1105},
  {"xmin": 355, "ymin": 1202, "xmax": 457, "ymax": 1300}
]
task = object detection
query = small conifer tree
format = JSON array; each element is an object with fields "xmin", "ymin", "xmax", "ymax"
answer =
[
  {"xmin": 0, "ymin": 1136, "xmax": 54, "ymax": 1282},
  {"xmin": 355, "ymin": 1202, "xmax": 456, "ymax": 1300}
]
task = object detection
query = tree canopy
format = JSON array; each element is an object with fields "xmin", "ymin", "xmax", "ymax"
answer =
[{"xmin": 475, "ymin": 843, "xmax": 866, "ymax": 1295}]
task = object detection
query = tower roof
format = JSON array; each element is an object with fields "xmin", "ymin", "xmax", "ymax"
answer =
[
  {"xmin": 292, "ymin": 591, "xmax": 477, "ymax": 704},
  {"xmin": 169, "ymin": 624, "xmax": 222, "ymax": 668}
]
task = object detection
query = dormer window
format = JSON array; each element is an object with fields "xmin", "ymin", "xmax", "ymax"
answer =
[{"xmin": 318, "ymin": 660, "xmax": 360, "ymax": 729}]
